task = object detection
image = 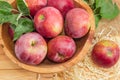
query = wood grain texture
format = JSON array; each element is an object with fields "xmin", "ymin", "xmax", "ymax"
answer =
[
  {"xmin": 0, "ymin": 46, "xmax": 4, "ymax": 55},
  {"xmin": 0, "ymin": 70, "xmax": 37, "ymax": 80},
  {"xmin": 0, "ymin": 55, "xmax": 21, "ymax": 69}
]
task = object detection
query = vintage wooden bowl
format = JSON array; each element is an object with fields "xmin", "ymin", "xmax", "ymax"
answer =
[{"xmin": 0, "ymin": 0, "xmax": 95, "ymax": 73}]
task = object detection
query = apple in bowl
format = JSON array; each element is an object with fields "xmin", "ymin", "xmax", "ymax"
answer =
[
  {"xmin": 48, "ymin": 0, "xmax": 75, "ymax": 17},
  {"xmin": 65, "ymin": 8, "xmax": 90, "ymax": 38},
  {"xmin": 0, "ymin": 0, "xmax": 95, "ymax": 73},
  {"xmin": 25, "ymin": 0, "xmax": 47, "ymax": 17},
  {"xmin": 15, "ymin": 32, "xmax": 47, "ymax": 65},
  {"xmin": 47, "ymin": 35, "xmax": 76, "ymax": 63},
  {"xmin": 34, "ymin": 7, "xmax": 63, "ymax": 38}
]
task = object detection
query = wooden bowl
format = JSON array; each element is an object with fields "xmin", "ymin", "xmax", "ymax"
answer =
[{"xmin": 0, "ymin": 0, "xmax": 95, "ymax": 73}]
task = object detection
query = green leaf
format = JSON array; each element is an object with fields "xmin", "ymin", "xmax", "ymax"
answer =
[
  {"xmin": 17, "ymin": 0, "xmax": 30, "ymax": 16},
  {"xmin": 0, "ymin": 1, "xmax": 19, "ymax": 25},
  {"xmin": 0, "ymin": 1, "xmax": 13, "ymax": 17},
  {"xmin": 95, "ymin": 15, "xmax": 101, "ymax": 27},
  {"xmin": 0, "ymin": 14, "xmax": 19, "ymax": 24},
  {"xmin": 95, "ymin": 0, "xmax": 105, "ymax": 8},
  {"xmin": 89, "ymin": 0, "xmax": 95, "ymax": 5},
  {"xmin": 83, "ymin": 0, "xmax": 95, "ymax": 10},
  {"xmin": 100, "ymin": 2, "xmax": 119, "ymax": 19},
  {"xmin": 85, "ymin": 0, "xmax": 120, "ymax": 28},
  {"xmin": 84, "ymin": 0, "xmax": 89, "ymax": 3},
  {"xmin": 10, "ymin": 24, "xmax": 16, "ymax": 30},
  {"xmin": 0, "ymin": 9, "xmax": 12, "ymax": 15},
  {"xmin": 0, "ymin": 1, "xmax": 12, "ymax": 12},
  {"xmin": 13, "ymin": 18, "xmax": 34, "ymax": 40},
  {"xmin": 96, "ymin": 0, "xmax": 119, "ymax": 19},
  {"xmin": 94, "ymin": 7, "xmax": 100, "ymax": 14}
]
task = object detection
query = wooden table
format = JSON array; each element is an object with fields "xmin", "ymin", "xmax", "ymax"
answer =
[{"xmin": 0, "ymin": 0, "xmax": 120, "ymax": 80}]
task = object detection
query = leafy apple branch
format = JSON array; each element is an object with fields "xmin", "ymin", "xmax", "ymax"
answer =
[
  {"xmin": 0, "ymin": 0, "xmax": 34, "ymax": 41},
  {"xmin": 84, "ymin": 0, "xmax": 120, "ymax": 27}
]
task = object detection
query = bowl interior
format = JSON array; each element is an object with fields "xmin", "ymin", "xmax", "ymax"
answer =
[{"xmin": 0, "ymin": 0, "xmax": 95, "ymax": 73}]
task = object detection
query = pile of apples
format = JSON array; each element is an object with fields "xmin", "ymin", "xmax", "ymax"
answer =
[{"xmin": 11, "ymin": 0, "xmax": 90, "ymax": 65}]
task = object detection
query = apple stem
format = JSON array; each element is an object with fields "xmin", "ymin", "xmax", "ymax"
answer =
[
  {"xmin": 31, "ymin": 41, "xmax": 36, "ymax": 46},
  {"xmin": 12, "ymin": 9, "xmax": 19, "ymax": 13},
  {"xmin": 39, "ymin": 15, "xmax": 45, "ymax": 20},
  {"xmin": 17, "ymin": 13, "xmax": 23, "ymax": 21},
  {"xmin": 29, "ymin": 15, "xmax": 33, "ymax": 20}
]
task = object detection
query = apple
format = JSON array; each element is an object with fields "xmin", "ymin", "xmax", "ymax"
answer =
[
  {"xmin": 8, "ymin": 26, "xmax": 14, "ymax": 39},
  {"xmin": 15, "ymin": 32, "xmax": 47, "ymax": 65},
  {"xmin": 47, "ymin": 35, "xmax": 76, "ymax": 63},
  {"xmin": 34, "ymin": 7, "xmax": 63, "ymax": 38},
  {"xmin": 92, "ymin": 40, "xmax": 120, "ymax": 68},
  {"xmin": 47, "ymin": 0, "xmax": 74, "ymax": 17},
  {"xmin": 25, "ymin": 0, "xmax": 47, "ymax": 17},
  {"xmin": 65, "ymin": 8, "xmax": 90, "ymax": 38}
]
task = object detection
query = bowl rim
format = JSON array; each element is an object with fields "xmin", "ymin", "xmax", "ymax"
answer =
[{"xmin": 0, "ymin": 0, "xmax": 95, "ymax": 73}]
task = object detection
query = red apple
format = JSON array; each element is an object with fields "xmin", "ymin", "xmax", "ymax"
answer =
[
  {"xmin": 65, "ymin": 8, "xmax": 90, "ymax": 38},
  {"xmin": 8, "ymin": 26, "xmax": 14, "ymax": 39},
  {"xmin": 34, "ymin": 7, "xmax": 63, "ymax": 38},
  {"xmin": 92, "ymin": 40, "xmax": 120, "ymax": 68},
  {"xmin": 25, "ymin": 0, "xmax": 47, "ymax": 17},
  {"xmin": 48, "ymin": 0, "xmax": 74, "ymax": 17},
  {"xmin": 15, "ymin": 32, "xmax": 47, "ymax": 65},
  {"xmin": 47, "ymin": 35, "xmax": 76, "ymax": 63}
]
